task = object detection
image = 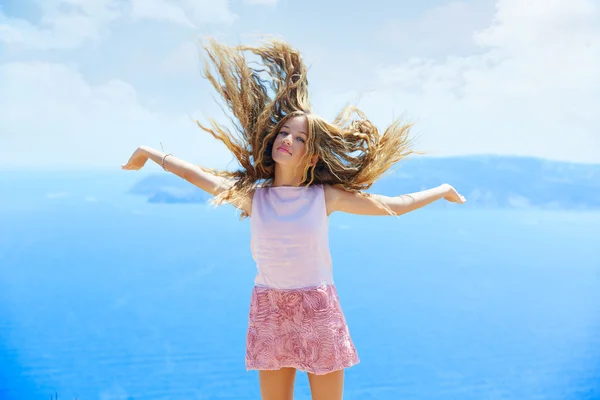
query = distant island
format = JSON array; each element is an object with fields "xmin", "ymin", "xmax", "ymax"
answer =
[
  {"xmin": 128, "ymin": 155, "xmax": 600, "ymax": 210},
  {"xmin": 128, "ymin": 173, "xmax": 213, "ymax": 204}
]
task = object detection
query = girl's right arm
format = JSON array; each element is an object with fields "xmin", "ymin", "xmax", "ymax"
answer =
[{"xmin": 122, "ymin": 145, "xmax": 252, "ymax": 215}]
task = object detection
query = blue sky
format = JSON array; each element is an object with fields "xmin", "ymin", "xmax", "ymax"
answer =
[{"xmin": 1, "ymin": 0, "xmax": 599, "ymax": 168}]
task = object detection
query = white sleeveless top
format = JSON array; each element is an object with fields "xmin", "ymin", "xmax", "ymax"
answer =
[{"xmin": 250, "ymin": 184, "xmax": 334, "ymax": 289}]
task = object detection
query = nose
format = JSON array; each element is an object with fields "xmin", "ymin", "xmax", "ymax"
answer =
[{"xmin": 282, "ymin": 134, "xmax": 292, "ymax": 145}]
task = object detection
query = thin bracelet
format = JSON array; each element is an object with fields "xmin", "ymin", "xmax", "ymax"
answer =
[{"xmin": 161, "ymin": 153, "xmax": 173, "ymax": 170}]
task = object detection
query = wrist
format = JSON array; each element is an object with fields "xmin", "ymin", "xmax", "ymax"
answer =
[
  {"xmin": 138, "ymin": 146, "xmax": 155, "ymax": 157},
  {"xmin": 437, "ymin": 184, "xmax": 451, "ymax": 197}
]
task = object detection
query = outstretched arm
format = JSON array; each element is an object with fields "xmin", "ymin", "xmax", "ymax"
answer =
[
  {"xmin": 324, "ymin": 183, "xmax": 466, "ymax": 216},
  {"xmin": 122, "ymin": 145, "xmax": 251, "ymax": 214}
]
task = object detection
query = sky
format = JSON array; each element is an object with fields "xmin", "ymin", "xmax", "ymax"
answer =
[{"xmin": 0, "ymin": 0, "xmax": 599, "ymax": 169}]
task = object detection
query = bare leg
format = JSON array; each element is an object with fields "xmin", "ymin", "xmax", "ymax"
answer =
[
  {"xmin": 307, "ymin": 369, "xmax": 344, "ymax": 400},
  {"xmin": 259, "ymin": 368, "xmax": 297, "ymax": 400}
]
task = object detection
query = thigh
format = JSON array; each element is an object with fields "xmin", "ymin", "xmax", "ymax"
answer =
[
  {"xmin": 259, "ymin": 368, "xmax": 297, "ymax": 400},
  {"xmin": 307, "ymin": 369, "xmax": 344, "ymax": 400}
]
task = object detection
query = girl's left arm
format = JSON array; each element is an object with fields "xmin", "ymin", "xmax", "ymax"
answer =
[{"xmin": 324, "ymin": 183, "xmax": 466, "ymax": 216}]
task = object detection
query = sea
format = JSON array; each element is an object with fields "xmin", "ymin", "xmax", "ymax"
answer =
[{"xmin": 1, "ymin": 170, "xmax": 599, "ymax": 400}]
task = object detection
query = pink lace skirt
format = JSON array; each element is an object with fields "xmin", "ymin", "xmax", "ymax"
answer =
[{"xmin": 245, "ymin": 284, "xmax": 360, "ymax": 375}]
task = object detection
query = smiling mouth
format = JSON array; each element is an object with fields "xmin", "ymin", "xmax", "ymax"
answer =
[{"xmin": 277, "ymin": 146, "xmax": 292, "ymax": 155}]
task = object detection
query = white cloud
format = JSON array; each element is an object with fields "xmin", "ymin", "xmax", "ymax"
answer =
[
  {"xmin": 129, "ymin": 0, "xmax": 238, "ymax": 27},
  {"xmin": 181, "ymin": 0, "xmax": 239, "ymax": 25},
  {"xmin": 474, "ymin": 0, "xmax": 598, "ymax": 52},
  {"xmin": 129, "ymin": 0, "xmax": 196, "ymax": 27},
  {"xmin": 371, "ymin": 0, "xmax": 600, "ymax": 163},
  {"xmin": 0, "ymin": 0, "xmax": 237, "ymax": 50},
  {"xmin": 0, "ymin": 24, "xmax": 24, "ymax": 43},
  {"xmin": 161, "ymin": 40, "xmax": 201, "ymax": 74},
  {"xmin": 0, "ymin": 62, "xmax": 234, "ymax": 169},
  {"xmin": 379, "ymin": 1, "xmax": 495, "ymax": 58},
  {"xmin": 0, "ymin": 0, "xmax": 122, "ymax": 50},
  {"xmin": 1, "ymin": 0, "xmax": 598, "ymax": 168}
]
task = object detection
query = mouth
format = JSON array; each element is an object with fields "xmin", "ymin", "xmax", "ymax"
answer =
[{"xmin": 277, "ymin": 146, "xmax": 292, "ymax": 155}]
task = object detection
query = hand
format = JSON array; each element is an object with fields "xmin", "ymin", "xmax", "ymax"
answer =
[
  {"xmin": 121, "ymin": 146, "xmax": 149, "ymax": 171},
  {"xmin": 440, "ymin": 183, "xmax": 466, "ymax": 204}
]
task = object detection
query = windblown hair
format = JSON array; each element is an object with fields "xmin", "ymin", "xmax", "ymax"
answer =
[{"xmin": 195, "ymin": 37, "xmax": 418, "ymax": 218}]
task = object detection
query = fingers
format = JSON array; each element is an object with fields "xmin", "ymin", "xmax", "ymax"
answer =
[
  {"xmin": 444, "ymin": 186, "xmax": 466, "ymax": 204},
  {"xmin": 452, "ymin": 188, "xmax": 466, "ymax": 204},
  {"xmin": 449, "ymin": 192, "xmax": 466, "ymax": 204}
]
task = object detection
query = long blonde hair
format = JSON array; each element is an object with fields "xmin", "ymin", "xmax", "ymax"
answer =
[{"xmin": 195, "ymin": 37, "xmax": 418, "ymax": 218}]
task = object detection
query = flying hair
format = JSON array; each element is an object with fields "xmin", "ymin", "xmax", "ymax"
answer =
[{"xmin": 194, "ymin": 37, "xmax": 419, "ymax": 219}]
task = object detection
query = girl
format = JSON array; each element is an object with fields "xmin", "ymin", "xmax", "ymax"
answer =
[{"xmin": 122, "ymin": 38, "xmax": 466, "ymax": 400}]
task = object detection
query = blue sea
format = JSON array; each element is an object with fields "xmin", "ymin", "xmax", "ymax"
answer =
[{"xmin": 1, "ymin": 170, "xmax": 599, "ymax": 400}]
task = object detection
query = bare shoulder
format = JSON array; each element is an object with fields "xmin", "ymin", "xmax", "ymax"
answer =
[
  {"xmin": 239, "ymin": 187, "xmax": 256, "ymax": 217},
  {"xmin": 217, "ymin": 181, "xmax": 256, "ymax": 217},
  {"xmin": 323, "ymin": 183, "xmax": 389, "ymax": 216},
  {"xmin": 323, "ymin": 183, "xmax": 342, "ymax": 201},
  {"xmin": 323, "ymin": 184, "xmax": 351, "ymax": 216}
]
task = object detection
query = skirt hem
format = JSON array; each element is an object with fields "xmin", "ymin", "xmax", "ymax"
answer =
[{"xmin": 245, "ymin": 358, "xmax": 360, "ymax": 375}]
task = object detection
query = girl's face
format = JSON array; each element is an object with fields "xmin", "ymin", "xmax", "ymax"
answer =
[{"xmin": 271, "ymin": 115, "xmax": 312, "ymax": 169}]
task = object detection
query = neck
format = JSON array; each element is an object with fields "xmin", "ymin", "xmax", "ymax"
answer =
[{"xmin": 272, "ymin": 164, "xmax": 304, "ymax": 187}]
